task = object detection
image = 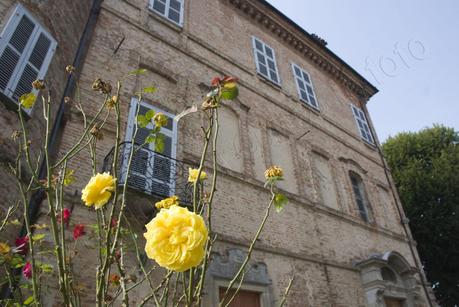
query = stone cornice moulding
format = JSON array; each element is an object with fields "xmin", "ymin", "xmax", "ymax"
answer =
[{"xmin": 225, "ymin": 0, "xmax": 378, "ymax": 99}]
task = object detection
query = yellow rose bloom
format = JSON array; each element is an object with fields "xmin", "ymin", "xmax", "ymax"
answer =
[
  {"xmin": 0, "ymin": 242, "xmax": 10, "ymax": 254},
  {"xmin": 144, "ymin": 205, "xmax": 208, "ymax": 272},
  {"xmin": 188, "ymin": 168, "xmax": 207, "ymax": 183},
  {"xmin": 264, "ymin": 165, "xmax": 283, "ymax": 179},
  {"xmin": 81, "ymin": 172, "xmax": 116, "ymax": 209},
  {"xmin": 155, "ymin": 195, "xmax": 180, "ymax": 210}
]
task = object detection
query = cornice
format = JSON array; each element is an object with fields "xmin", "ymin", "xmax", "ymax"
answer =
[{"xmin": 225, "ymin": 0, "xmax": 378, "ymax": 99}]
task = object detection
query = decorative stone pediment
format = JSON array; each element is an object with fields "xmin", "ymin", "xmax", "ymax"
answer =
[{"xmin": 208, "ymin": 248, "xmax": 272, "ymax": 285}]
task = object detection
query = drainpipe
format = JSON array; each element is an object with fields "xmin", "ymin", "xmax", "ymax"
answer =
[
  {"xmin": 360, "ymin": 100, "xmax": 435, "ymax": 307},
  {"xmin": 0, "ymin": 0, "xmax": 103, "ymax": 300}
]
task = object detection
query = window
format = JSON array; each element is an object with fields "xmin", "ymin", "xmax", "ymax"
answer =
[
  {"xmin": 252, "ymin": 37, "xmax": 280, "ymax": 85},
  {"xmin": 122, "ymin": 98, "xmax": 177, "ymax": 197},
  {"xmin": 351, "ymin": 104, "xmax": 374, "ymax": 144},
  {"xmin": 291, "ymin": 63, "xmax": 318, "ymax": 109},
  {"xmin": 149, "ymin": 0, "xmax": 184, "ymax": 26},
  {"xmin": 349, "ymin": 172, "xmax": 371, "ymax": 222},
  {"xmin": 0, "ymin": 4, "xmax": 56, "ymax": 111}
]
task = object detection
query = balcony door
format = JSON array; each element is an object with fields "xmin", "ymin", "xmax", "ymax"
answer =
[
  {"xmin": 122, "ymin": 97, "xmax": 177, "ymax": 197},
  {"xmin": 384, "ymin": 297, "xmax": 404, "ymax": 307},
  {"xmin": 219, "ymin": 288, "xmax": 261, "ymax": 307}
]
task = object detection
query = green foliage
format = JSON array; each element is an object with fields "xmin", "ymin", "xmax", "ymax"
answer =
[
  {"xmin": 274, "ymin": 193, "xmax": 288, "ymax": 213},
  {"xmin": 143, "ymin": 86, "xmax": 156, "ymax": 94},
  {"xmin": 128, "ymin": 68, "xmax": 147, "ymax": 75},
  {"xmin": 220, "ymin": 82, "xmax": 238, "ymax": 100},
  {"xmin": 382, "ymin": 125, "xmax": 459, "ymax": 305},
  {"xmin": 23, "ymin": 296, "xmax": 34, "ymax": 305}
]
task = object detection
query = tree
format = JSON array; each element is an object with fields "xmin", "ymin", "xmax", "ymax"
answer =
[{"xmin": 382, "ymin": 125, "xmax": 459, "ymax": 306}]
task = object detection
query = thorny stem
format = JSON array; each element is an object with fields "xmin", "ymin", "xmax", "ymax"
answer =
[
  {"xmin": 278, "ymin": 274, "xmax": 295, "ymax": 307},
  {"xmin": 196, "ymin": 107, "xmax": 219, "ymax": 305},
  {"xmin": 42, "ymin": 92, "xmax": 70, "ymax": 306}
]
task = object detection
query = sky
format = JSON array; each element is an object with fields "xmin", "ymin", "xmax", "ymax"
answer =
[{"xmin": 267, "ymin": 0, "xmax": 459, "ymax": 142}]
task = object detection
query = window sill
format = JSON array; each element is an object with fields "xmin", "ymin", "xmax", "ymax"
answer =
[
  {"xmin": 362, "ymin": 139, "xmax": 377, "ymax": 151},
  {"xmin": 0, "ymin": 91, "xmax": 30, "ymax": 121},
  {"xmin": 296, "ymin": 98, "xmax": 321, "ymax": 116},
  {"xmin": 147, "ymin": 8, "xmax": 183, "ymax": 33},
  {"xmin": 256, "ymin": 72, "xmax": 282, "ymax": 91}
]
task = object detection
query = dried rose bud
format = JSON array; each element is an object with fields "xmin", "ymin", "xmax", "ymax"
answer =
[
  {"xmin": 106, "ymin": 96, "xmax": 117, "ymax": 109},
  {"xmin": 65, "ymin": 65, "xmax": 75, "ymax": 73},
  {"xmin": 64, "ymin": 97, "xmax": 72, "ymax": 104},
  {"xmin": 32, "ymin": 79, "xmax": 45, "ymax": 90},
  {"xmin": 90, "ymin": 126, "xmax": 103, "ymax": 140}
]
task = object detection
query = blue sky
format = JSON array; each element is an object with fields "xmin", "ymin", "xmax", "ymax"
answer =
[{"xmin": 267, "ymin": 0, "xmax": 459, "ymax": 142}]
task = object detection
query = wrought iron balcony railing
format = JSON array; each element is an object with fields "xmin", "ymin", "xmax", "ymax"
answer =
[{"xmin": 102, "ymin": 142, "xmax": 197, "ymax": 205}]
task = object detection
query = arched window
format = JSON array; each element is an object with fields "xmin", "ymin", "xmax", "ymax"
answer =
[{"xmin": 349, "ymin": 171, "xmax": 371, "ymax": 222}]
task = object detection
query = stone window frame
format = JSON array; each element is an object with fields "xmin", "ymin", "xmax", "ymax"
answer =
[
  {"xmin": 203, "ymin": 249, "xmax": 273, "ymax": 307},
  {"xmin": 291, "ymin": 62, "xmax": 319, "ymax": 110},
  {"xmin": 355, "ymin": 251, "xmax": 425, "ymax": 307},
  {"xmin": 349, "ymin": 170, "xmax": 372, "ymax": 223},
  {"xmin": 0, "ymin": 3, "xmax": 57, "ymax": 114},
  {"xmin": 350, "ymin": 103, "xmax": 374, "ymax": 144},
  {"xmin": 251, "ymin": 36, "xmax": 281, "ymax": 86},
  {"xmin": 148, "ymin": 0, "xmax": 184, "ymax": 27}
]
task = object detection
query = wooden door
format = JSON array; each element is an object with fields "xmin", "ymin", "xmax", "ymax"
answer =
[
  {"xmin": 219, "ymin": 288, "xmax": 261, "ymax": 307},
  {"xmin": 384, "ymin": 297, "xmax": 404, "ymax": 307}
]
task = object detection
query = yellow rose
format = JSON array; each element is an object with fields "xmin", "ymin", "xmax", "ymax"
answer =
[
  {"xmin": 144, "ymin": 205, "xmax": 208, "ymax": 272},
  {"xmin": 0, "ymin": 242, "xmax": 10, "ymax": 254},
  {"xmin": 188, "ymin": 168, "xmax": 207, "ymax": 183},
  {"xmin": 155, "ymin": 195, "xmax": 180, "ymax": 210},
  {"xmin": 264, "ymin": 165, "xmax": 283, "ymax": 179},
  {"xmin": 81, "ymin": 172, "xmax": 116, "ymax": 209}
]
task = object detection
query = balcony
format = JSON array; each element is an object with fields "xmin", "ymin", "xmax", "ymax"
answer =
[{"xmin": 102, "ymin": 142, "xmax": 197, "ymax": 205}]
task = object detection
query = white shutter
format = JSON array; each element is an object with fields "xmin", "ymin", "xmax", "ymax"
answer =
[
  {"xmin": 251, "ymin": 36, "xmax": 280, "ymax": 85},
  {"xmin": 0, "ymin": 4, "xmax": 57, "ymax": 111},
  {"xmin": 122, "ymin": 98, "xmax": 178, "ymax": 197},
  {"xmin": 150, "ymin": 0, "xmax": 184, "ymax": 26},
  {"xmin": 351, "ymin": 104, "xmax": 374, "ymax": 144}
]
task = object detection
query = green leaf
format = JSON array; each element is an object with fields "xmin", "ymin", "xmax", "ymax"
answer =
[
  {"xmin": 145, "ymin": 135, "xmax": 155, "ymax": 144},
  {"xmin": 144, "ymin": 109, "xmax": 155, "ymax": 120},
  {"xmin": 32, "ymin": 234, "xmax": 45, "ymax": 242},
  {"xmin": 274, "ymin": 193, "xmax": 288, "ymax": 213},
  {"xmin": 155, "ymin": 134, "xmax": 165, "ymax": 153},
  {"xmin": 23, "ymin": 296, "xmax": 34, "ymax": 305},
  {"xmin": 221, "ymin": 82, "xmax": 239, "ymax": 100},
  {"xmin": 40, "ymin": 263, "xmax": 53, "ymax": 273},
  {"xmin": 128, "ymin": 68, "xmax": 147, "ymax": 75},
  {"xmin": 19, "ymin": 93, "xmax": 37, "ymax": 109},
  {"xmin": 143, "ymin": 86, "xmax": 156, "ymax": 94},
  {"xmin": 136, "ymin": 115, "xmax": 149, "ymax": 128}
]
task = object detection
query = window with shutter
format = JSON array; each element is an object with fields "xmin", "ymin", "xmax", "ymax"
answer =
[
  {"xmin": 252, "ymin": 37, "xmax": 281, "ymax": 85},
  {"xmin": 121, "ymin": 98, "xmax": 177, "ymax": 198},
  {"xmin": 291, "ymin": 63, "xmax": 319, "ymax": 109},
  {"xmin": 351, "ymin": 104, "xmax": 374, "ymax": 144},
  {"xmin": 349, "ymin": 171, "xmax": 371, "ymax": 222},
  {"xmin": 149, "ymin": 0, "xmax": 184, "ymax": 26},
  {"xmin": 0, "ymin": 4, "xmax": 57, "ymax": 113}
]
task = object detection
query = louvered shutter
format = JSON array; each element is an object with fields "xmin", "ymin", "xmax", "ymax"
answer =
[
  {"xmin": 123, "ymin": 98, "xmax": 177, "ymax": 197},
  {"xmin": 0, "ymin": 4, "xmax": 56, "ymax": 110}
]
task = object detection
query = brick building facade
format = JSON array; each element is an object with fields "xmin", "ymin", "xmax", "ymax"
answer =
[{"xmin": 0, "ymin": 0, "xmax": 438, "ymax": 306}]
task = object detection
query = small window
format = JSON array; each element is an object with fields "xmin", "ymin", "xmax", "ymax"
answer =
[
  {"xmin": 0, "ymin": 4, "xmax": 57, "ymax": 112},
  {"xmin": 351, "ymin": 104, "xmax": 374, "ymax": 144},
  {"xmin": 349, "ymin": 171, "xmax": 371, "ymax": 222},
  {"xmin": 291, "ymin": 63, "xmax": 319, "ymax": 109},
  {"xmin": 121, "ymin": 98, "xmax": 177, "ymax": 197},
  {"xmin": 381, "ymin": 267, "xmax": 397, "ymax": 283},
  {"xmin": 149, "ymin": 0, "xmax": 184, "ymax": 26},
  {"xmin": 252, "ymin": 37, "xmax": 281, "ymax": 85}
]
